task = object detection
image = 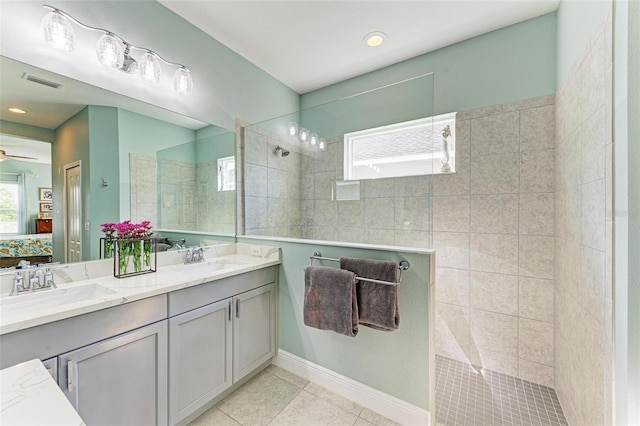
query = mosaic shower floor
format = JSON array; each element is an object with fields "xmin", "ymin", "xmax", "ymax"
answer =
[{"xmin": 436, "ymin": 355, "xmax": 568, "ymax": 426}]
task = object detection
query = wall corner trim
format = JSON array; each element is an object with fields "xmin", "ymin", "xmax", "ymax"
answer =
[{"xmin": 273, "ymin": 350, "xmax": 431, "ymax": 425}]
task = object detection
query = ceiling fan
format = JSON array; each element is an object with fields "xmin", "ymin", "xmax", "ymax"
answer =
[{"xmin": 0, "ymin": 149, "xmax": 38, "ymax": 162}]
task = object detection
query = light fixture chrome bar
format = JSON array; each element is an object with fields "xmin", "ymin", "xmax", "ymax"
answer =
[{"xmin": 42, "ymin": 4, "xmax": 187, "ymax": 69}]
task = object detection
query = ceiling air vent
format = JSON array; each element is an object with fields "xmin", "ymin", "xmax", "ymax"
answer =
[{"xmin": 21, "ymin": 73, "xmax": 63, "ymax": 89}]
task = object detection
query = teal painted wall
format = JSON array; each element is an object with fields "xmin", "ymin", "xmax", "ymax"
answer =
[
  {"xmin": 195, "ymin": 131, "xmax": 235, "ymax": 164},
  {"xmin": 52, "ymin": 108, "xmax": 90, "ymax": 263},
  {"xmin": 117, "ymin": 109, "xmax": 197, "ymax": 219},
  {"xmin": 0, "ymin": 120, "xmax": 54, "ymax": 143},
  {"xmin": 87, "ymin": 106, "xmax": 120, "ymax": 260},
  {"xmin": 0, "ymin": 160, "xmax": 52, "ymax": 234},
  {"xmin": 301, "ymin": 13, "xmax": 556, "ymax": 113},
  {"xmin": 556, "ymin": 0, "xmax": 612, "ymax": 88},
  {"xmin": 238, "ymin": 236, "xmax": 431, "ymax": 410}
]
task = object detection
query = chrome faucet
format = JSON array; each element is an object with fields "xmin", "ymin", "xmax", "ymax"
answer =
[
  {"xmin": 29, "ymin": 268, "xmax": 45, "ymax": 289},
  {"xmin": 8, "ymin": 265, "xmax": 57, "ymax": 296},
  {"xmin": 10, "ymin": 271, "xmax": 28, "ymax": 296},
  {"xmin": 183, "ymin": 246, "xmax": 205, "ymax": 264}
]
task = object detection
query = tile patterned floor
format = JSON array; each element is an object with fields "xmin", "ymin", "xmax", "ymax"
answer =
[
  {"xmin": 435, "ymin": 355, "xmax": 569, "ymax": 426},
  {"xmin": 189, "ymin": 365, "xmax": 400, "ymax": 426}
]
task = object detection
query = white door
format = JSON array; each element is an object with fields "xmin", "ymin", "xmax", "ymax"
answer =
[{"xmin": 65, "ymin": 163, "xmax": 82, "ymax": 262}]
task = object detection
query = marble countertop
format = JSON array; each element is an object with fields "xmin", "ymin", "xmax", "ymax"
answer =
[
  {"xmin": 0, "ymin": 359, "xmax": 85, "ymax": 426},
  {"xmin": 0, "ymin": 244, "xmax": 281, "ymax": 335}
]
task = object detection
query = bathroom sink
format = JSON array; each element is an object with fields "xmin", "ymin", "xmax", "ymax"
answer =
[{"xmin": 0, "ymin": 283, "xmax": 117, "ymax": 316}]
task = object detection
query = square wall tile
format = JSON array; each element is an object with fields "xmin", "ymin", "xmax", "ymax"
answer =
[
  {"xmin": 394, "ymin": 197, "xmax": 431, "ymax": 231},
  {"xmin": 470, "ymin": 111, "xmax": 520, "ymax": 156},
  {"xmin": 519, "ymin": 359, "xmax": 555, "ymax": 388},
  {"xmin": 519, "ymin": 235, "xmax": 554, "ymax": 279},
  {"xmin": 363, "ymin": 228, "xmax": 395, "ymax": 246},
  {"xmin": 433, "ymin": 232, "xmax": 470, "ymax": 269},
  {"xmin": 469, "ymin": 271, "xmax": 518, "ymax": 316},
  {"xmin": 364, "ymin": 178, "xmax": 395, "ymax": 198},
  {"xmin": 455, "ymin": 119, "xmax": 471, "ymax": 158},
  {"xmin": 520, "ymin": 149, "xmax": 555, "ymax": 193},
  {"xmin": 470, "ymin": 193, "xmax": 518, "ymax": 234},
  {"xmin": 470, "ymin": 233, "xmax": 519, "ymax": 275},
  {"xmin": 470, "ymin": 152, "xmax": 520, "ymax": 194},
  {"xmin": 520, "ymin": 104, "xmax": 555, "ymax": 152},
  {"xmin": 519, "ymin": 277, "xmax": 554, "ymax": 323},
  {"xmin": 432, "ymin": 195, "xmax": 469, "ymax": 232},
  {"xmin": 436, "ymin": 303, "xmax": 470, "ymax": 347},
  {"xmin": 433, "ymin": 156, "xmax": 470, "ymax": 196},
  {"xmin": 394, "ymin": 175, "xmax": 431, "ymax": 197},
  {"xmin": 519, "ymin": 318, "xmax": 554, "ymax": 366},
  {"xmin": 394, "ymin": 230, "xmax": 429, "ymax": 248},
  {"xmin": 520, "ymin": 192, "xmax": 554, "ymax": 236},
  {"xmin": 470, "ymin": 309, "xmax": 518, "ymax": 357},
  {"xmin": 581, "ymin": 246, "xmax": 606, "ymax": 323},
  {"xmin": 336, "ymin": 200, "xmax": 364, "ymax": 228},
  {"xmin": 468, "ymin": 348, "xmax": 519, "ymax": 377},
  {"xmin": 436, "ymin": 267, "xmax": 470, "ymax": 307},
  {"xmin": 581, "ymin": 106, "xmax": 606, "ymax": 184},
  {"xmin": 582, "ymin": 179, "xmax": 606, "ymax": 251},
  {"xmin": 364, "ymin": 198, "xmax": 395, "ymax": 229}
]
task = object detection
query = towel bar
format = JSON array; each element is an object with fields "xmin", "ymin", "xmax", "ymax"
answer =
[{"xmin": 308, "ymin": 251, "xmax": 409, "ymax": 286}]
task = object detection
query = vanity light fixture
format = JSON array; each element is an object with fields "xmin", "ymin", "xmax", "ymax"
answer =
[
  {"xmin": 309, "ymin": 133, "xmax": 318, "ymax": 147},
  {"xmin": 287, "ymin": 121, "xmax": 299, "ymax": 137},
  {"xmin": 8, "ymin": 107, "xmax": 27, "ymax": 114},
  {"xmin": 298, "ymin": 127, "xmax": 310, "ymax": 143},
  {"xmin": 364, "ymin": 31, "xmax": 386, "ymax": 47},
  {"xmin": 318, "ymin": 138, "xmax": 327, "ymax": 152},
  {"xmin": 286, "ymin": 121, "xmax": 326, "ymax": 151},
  {"xmin": 41, "ymin": 5, "xmax": 193, "ymax": 94}
]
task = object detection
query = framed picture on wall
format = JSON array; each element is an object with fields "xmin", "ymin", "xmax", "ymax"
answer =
[
  {"xmin": 40, "ymin": 202, "xmax": 53, "ymax": 212},
  {"xmin": 39, "ymin": 188, "xmax": 53, "ymax": 201}
]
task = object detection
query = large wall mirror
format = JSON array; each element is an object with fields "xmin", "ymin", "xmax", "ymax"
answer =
[{"xmin": 0, "ymin": 56, "xmax": 235, "ymax": 266}]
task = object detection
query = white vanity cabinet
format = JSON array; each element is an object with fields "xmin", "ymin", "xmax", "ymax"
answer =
[
  {"xmin": 168, "ymin": 299, "xmax": 233, "ymax": 425},
  {"xmin": 58, "ymin": 321, "xmax": 168, "ymax": 426},
  {"xmin": 233, "ymin": 283, "xmax": 277, "ymax": 381},
  {"xmin": 167, "ymin": 267, "xmax": 277, "ymax": 425}
]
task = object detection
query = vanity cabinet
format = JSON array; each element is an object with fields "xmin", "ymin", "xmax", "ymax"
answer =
[
  {"xmin": 233, "ymin": 283, "xmax": 276, "ymax": 381},
  {"xmin": 167, "ymin": 267, "xmax": 276, "ymax": 425},
  {"xmin": 58, "ymin": 321, "xmax": 168, "ymax": 426},
  {"xmin": 168, "ymin": 299, "xmax": 233, "ymax": 425}
]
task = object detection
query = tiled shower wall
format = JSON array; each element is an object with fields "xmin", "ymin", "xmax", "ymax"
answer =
[
  {"xmin": 130, "ymin": 154, "xmax": 234, "ymax": 234},
  {"xmin": 243, "ymin": 127, "xmax": 433, "ymax": 247},
  {"xmin": 433, "ymin": 95, "xmax": 557, "ymax": 388},
  {"xmin": 554, "ymin": 11, "xmax": 613, "ymax": 426}
]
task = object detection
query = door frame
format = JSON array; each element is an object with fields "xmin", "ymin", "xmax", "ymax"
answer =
[{"xmin": 63, "ymin": 161, "xmax": 81, "ymax": 263}]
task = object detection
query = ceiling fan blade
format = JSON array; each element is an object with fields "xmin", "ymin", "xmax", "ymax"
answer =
[{"xmin": 7, "ymin": 154, "xmax": 38, "ymax": 160}]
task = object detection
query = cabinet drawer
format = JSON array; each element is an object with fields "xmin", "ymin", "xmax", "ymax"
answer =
[{"xmin": 168, "ymin": 266, "xmax": 275, "ymax": 317}]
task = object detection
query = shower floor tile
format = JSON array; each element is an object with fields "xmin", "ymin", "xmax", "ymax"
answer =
[{"xmin": 435, "ymin": 355, "xmax": 568, "ymax": 426}]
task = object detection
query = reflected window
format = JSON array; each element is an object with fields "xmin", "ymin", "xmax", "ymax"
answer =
[
  {"xmin": 344, "ymin": 112, "xmax": 456, "ymax": 181},
  {"xmin": 0, "ymin": 182, "xmax": 21, "ymax": 233},
  {"xmin": 217, "ymin": 156, "xmax": 236, "ymax": 191}
]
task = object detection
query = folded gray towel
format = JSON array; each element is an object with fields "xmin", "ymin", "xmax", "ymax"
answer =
[
  {"xmin": 304, "ymin": 266, "xmax": 358, "ymax": 337},
  {"xmin": 340, "ymin": 257, "xmax": 400, "ymax": 331}
]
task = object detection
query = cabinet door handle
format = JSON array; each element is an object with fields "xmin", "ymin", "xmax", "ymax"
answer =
[
  {"xmin": 228, "ymin": 300, "xmax": 232, "ymax": 321},
  {"xmin": 235, "ymin": 298, "xmax": 239, "ymax": 318},
  {"xmin": 67, "ymin": 360, "xmax": 74, "ymax": 393}
]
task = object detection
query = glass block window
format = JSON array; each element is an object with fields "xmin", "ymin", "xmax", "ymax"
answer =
[{"xmin": 344, "ymin": 112, "xmax": 456, "ymax": 180}]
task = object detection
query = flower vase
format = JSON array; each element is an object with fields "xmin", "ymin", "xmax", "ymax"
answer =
[
  {"xmin": 143, "ymin": 240, "xmax": 152, "ymax": 268},
  {"xmin": 104, "ymin": 238, "xmax": 114, "ymax": 259},
  {"xmin": 132, "ymin": 239, "xmax": 143, "ymax": 273},
  {"xmin": 118, "ymin": 240, "xmax": 130, "ymax": 274}
]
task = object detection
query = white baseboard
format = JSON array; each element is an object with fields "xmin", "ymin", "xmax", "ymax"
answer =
[{"xmin": 272, "ymin": 350, "xmax": 431, "ymax": 426}]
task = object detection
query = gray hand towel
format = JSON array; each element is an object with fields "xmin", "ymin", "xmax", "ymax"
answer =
[
  {"xmin": 304, "ymin": 266, "xmax": 358, "ymax": 337},
  {"xmin": 340, "ymin": 257, "xmax": 400, "ymax": 331}
]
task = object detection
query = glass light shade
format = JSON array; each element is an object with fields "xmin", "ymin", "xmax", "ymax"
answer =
[
  {"xmin": 309, "ymin": 133, "xmax": 318, "ymax": 146},
  {"xmin": 298, "ymin": 128, "xmax": 309, "ymax": 143},
  {"xmin": 173, "ymin": 67, "xmax": 193, "ymax": 94},
  {"xmin": 287, "ymin": 122, "xmax": 298, "ymax": 137},
  {"xmin": 139, "ymin": 51, "xmax": 161, "ymax": 83},
  {"xmin": 42, "ymin": 11, "xmax": 75, "ymax": 51},
  {"xmin": 318, "ymin": 139, "xmax": 327, "ymax": 151},
  {"xmin": 96, "ymin": 33, "xmax": 124, "ymax": 69}
]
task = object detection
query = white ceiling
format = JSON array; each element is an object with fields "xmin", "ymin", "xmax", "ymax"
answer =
[{"xmin": 159, "ymin": 0, "xmax": 560, "ymax": 94}]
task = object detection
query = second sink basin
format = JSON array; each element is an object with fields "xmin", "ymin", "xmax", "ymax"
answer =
[
  {"xmin": 0, "ymin": 283, "xmax": 117, "ymax": 317},
  {"xmin": 170, "ymin": 259, "xmax": 249, "ymax": 274}
]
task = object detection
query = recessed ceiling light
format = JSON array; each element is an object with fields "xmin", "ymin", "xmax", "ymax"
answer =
[
  {"xmin": 364, "ymin": 31, "xmax": 386, "ymax": 47},
  {"xmin": 8, "ymin": 107, "xmax": 27, "ymax": 114}
]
